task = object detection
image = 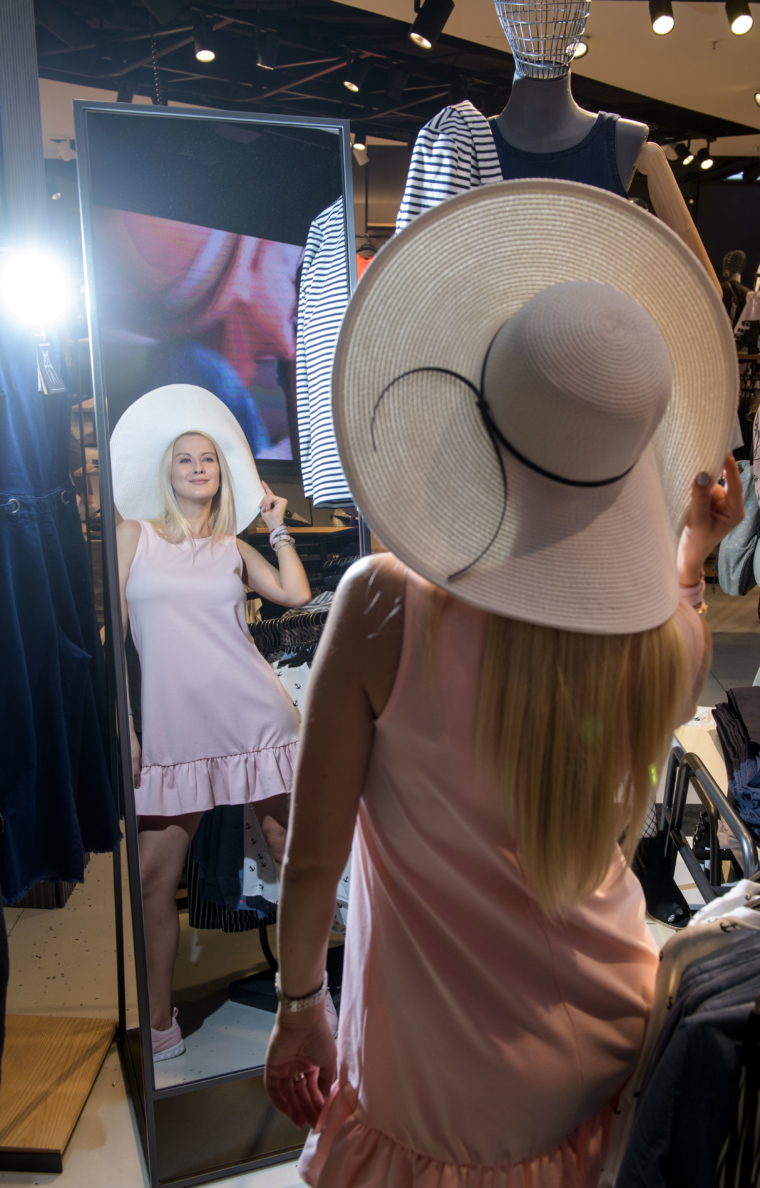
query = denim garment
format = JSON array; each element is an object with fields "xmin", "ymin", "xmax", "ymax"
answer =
[
  {"xmin": 0, "ymin": 321, "xmax": 120, "ymax": 904},
  {"xmin": 490, "ymin": 112, "xmax": 629, "ymax": 197}
]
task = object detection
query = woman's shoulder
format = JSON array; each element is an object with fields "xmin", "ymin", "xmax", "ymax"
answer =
[
  {"xmin": 116, "ymin": 519, "xmax": 143, "ymax": 550},
  {"xmin": 116, "ymin": 519, "xmax": 143, "ymax": 573}
]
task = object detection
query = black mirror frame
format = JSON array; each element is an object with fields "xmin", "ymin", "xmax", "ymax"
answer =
[{"xmin": 74, "ymin": 99, "xmax": 356, "ymax": 1188}]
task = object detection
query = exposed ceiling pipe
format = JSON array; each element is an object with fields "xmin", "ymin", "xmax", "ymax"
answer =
[
  {"xmin": 35, "ymin": 0, "xmax": 91, "ymax": 49},
  {"xmin": 83, "ymin": 16, "xmax": 233, "ymax": 78},
  {"xmin": 253, "ymin": 59, "xmax": 348, "ymax": 101}
]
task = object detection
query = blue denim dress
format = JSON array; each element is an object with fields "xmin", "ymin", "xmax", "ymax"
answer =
[
  {"xmin": 0, "ymin": 321, "xmax": 120, "ymax": 904},
  {"xmin": 491, "ymin": 112, "xmax": 629, "ymax": 197}
]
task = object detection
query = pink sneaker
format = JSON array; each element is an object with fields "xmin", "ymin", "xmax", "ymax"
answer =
[{"xmin": 151, "ymin": 1008, "xmax": 185, "ymax": 1061}]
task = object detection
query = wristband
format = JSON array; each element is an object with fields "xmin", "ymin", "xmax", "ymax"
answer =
[
  {"xmin": 275, "ymin": 971, "xmax": 328, "ymax": 1012},
  {"xmin": 679, "ymin": 575, "xmax": 707, "ymax": 615},
  {"xmin": 679, "ymin": 576, "xmax": 706, "ymax": 605}
]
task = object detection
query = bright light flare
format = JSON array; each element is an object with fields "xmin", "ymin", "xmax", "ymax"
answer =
[
  {"xmin": 653, "ymin": 13, "xmax": 674, "ymax": 33},
  {"xmin": 1, "ymin": 253, "xmax": 68, "ymax": 326}
]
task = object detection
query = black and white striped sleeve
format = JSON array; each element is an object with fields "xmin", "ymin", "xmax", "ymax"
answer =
[
  {"xmin": 396, "ymin": 102, "xmax": 502, "ymax": 232},
  {"xmin": 295, "ymin": 197, "xmax": 354, "ymax": 508}
]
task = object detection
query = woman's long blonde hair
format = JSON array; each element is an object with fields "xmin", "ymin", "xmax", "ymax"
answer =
[
  {"xmin": 151, "ymin": 431, "xmax": 237, "ymax": 546},
  {"xmin": 475, "ymin": 609, "xmax": 690, "ymax": 916}
]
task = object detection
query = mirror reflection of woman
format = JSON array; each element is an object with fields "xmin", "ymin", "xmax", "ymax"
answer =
[{"xmin": 112, "ymin": 386, "xmax": 310, "ymax": 1061}]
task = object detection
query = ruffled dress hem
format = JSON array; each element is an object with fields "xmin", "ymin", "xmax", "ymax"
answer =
[
  {"xmin": 135, "ymin": 740, "xmax": 297, "ymax": 816},
  {"xmin": 298, "ymin": 1082, "xmax": 614, "ymax": 1188}
]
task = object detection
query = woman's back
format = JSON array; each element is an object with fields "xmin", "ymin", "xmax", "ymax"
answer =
[{"xmin": 301, "ymin": 567, "xmax": 660, "ymax": 1186}]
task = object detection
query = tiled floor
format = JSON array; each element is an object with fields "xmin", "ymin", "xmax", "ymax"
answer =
[{"xmin": 3, "ymin": 581, "xmax": 757, "ymax": 1186}]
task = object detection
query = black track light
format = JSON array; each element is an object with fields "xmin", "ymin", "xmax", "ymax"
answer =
[
  {"xmin": 649, "ymin": 0, "xmax": 674, "ymax": 34},
  {"xmin": 726, "ymin": 0, "xmax": 753, "ymax": 34},
  {"xmin": 673, "ymin": 142, "xmax": 689, "ymax": 163},
  {"xmin": 344, "ymin": 58, "xmax": 370, "ymax": 93},
  {"xmin": 742, "ymin": 161, "xmax": 760, "ymax": 183},
  {"xmin": 682, "ymin": 142, "xmax": 695, "ymax": 165},
  {"xmin": 353, "ymin": 126, "xmax": 368, "ymax": 152},
  {"xmin": 696, "ymin": 145, "xmax": 714, "ymax": 170},
  {"xmin": 256, "ymin": 31, "xmax": 279, "ymax": 70},
  {"xmin": 385, "ymin": 67, "xmax": 409, "ymax": 102},
  {"xmin": 194, "ymin": 15, "xmax": 215, "ymax": 63},
  {"xmin": 409, "ymin": 0, "xmax": 455, "ymax": 50}
]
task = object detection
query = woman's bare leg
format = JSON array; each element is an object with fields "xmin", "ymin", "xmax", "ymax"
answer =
[
  {"xmin": 138, "ymin": 812, "xmax": 204, "ymax": 1031},
  {"xmin": 256, "ymin": 793, "xmax": 290, "ymax": 875}
]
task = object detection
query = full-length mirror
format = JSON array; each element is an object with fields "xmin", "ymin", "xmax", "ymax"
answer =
[{"xmin": 76, "ymin": 100, "xmax": 356, "ymax": 1184}]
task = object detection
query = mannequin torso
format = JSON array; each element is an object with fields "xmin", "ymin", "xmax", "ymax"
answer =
[{"xmin": 494, "ymin": 75, "xmax": 647, "ymax": 191}]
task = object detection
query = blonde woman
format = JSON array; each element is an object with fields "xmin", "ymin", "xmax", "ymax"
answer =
[
  {"xmin": 264, "ymin": 184, "xmax": 743, "ymax": 1186},
  {"xmin": 111, "ymin": 385, "xmax": 310, "ymax": 1061}
]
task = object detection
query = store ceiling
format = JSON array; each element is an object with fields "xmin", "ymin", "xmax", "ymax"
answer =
[
  {"xmin": 35, "ymin": 0, "xmax": 760, "ymax": 176},
  {"xmin": 338, "ymin": 0, "xmax": 760, "ymax": 140}
]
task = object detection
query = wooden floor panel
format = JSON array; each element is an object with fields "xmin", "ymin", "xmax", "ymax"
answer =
[{"xmin": 0, "ymin": 1015, "xmax": 116, "ymax": 1167}]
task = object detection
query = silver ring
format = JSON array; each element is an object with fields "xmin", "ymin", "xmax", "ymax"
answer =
[
  {"xmin": 61, "ymin": 489, "xmax": 71, "ymax": 505},
  {"xmin": 6, "ymin": 498, "xmax": 20, "ymax": 514}
]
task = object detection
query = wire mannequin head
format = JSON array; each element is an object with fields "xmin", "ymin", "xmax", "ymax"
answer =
[
  {"xmin": 722, "ymin": 250, "xmax": 747, "ymax": 280},
  {"xmin": 495, "ymin": 0, "xmax": 590, "ymax": 79}
]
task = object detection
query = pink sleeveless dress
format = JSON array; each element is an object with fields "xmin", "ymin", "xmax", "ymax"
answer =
[
  {"xmin": 127, "ymin": 521, "xmax": 299, "ymax": 816},
  {"xmin": 300, "ymin": 571, "xmax": 705, "ymax": 1188}
]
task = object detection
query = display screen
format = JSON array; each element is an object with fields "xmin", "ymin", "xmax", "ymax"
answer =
[{"xmin": 86, "ymin": 110, "xmax": 344, "ymax": 466}]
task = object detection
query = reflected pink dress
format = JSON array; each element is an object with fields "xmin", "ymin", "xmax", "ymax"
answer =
[
  {"xmin": 127, "ymin": 521, "xmax": 299, "ymax": 816},
  {"xmin": 300, "ymin": 571, "xmax": 704, "ymax": 1188}
]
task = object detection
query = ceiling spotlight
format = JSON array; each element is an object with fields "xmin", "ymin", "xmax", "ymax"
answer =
[
  {"xmin": 343, "ymin": 58, "xmax": 370, "ymax": 93},
  {"xmin": 673, "ymin": 142, "xmax": 690, "ymax": 162},
  {"xmin": 256, "ymin": 31, "xmax": 279, "ymax": 70},
  {"xmin": 194, "ymin": 15, "xmax": 215, "ymax": 63},
  {"xmin": 353, "ymin": 126, "xmax": 368, "ymax": 152},
  {"xmin": 726, "ymin": 0, "xmax": 753, "ymax": 34},
  {"xmin": 1, "ymin": 253, "xmax": 68, "ymax": 327},
  {"xmin": 682, "ymin": 145, "xmax": 695, "ymax": 165},
  {"xmin": 649, "ymin": 0, "xmax": 674, "ymax": 35},
  {"xmin": 51, "ymin": 192, "xmax": 62, "ymax": 201},
  {"xmin": 409, "ymin": 0, "xmax": 455, "ymax": 50},
  {"xmin": 572, "ymin": 39, "xmax": 589, "ymax": 59},
  {"xmin": 755, "ymin": 91, "xmax": 760, "ymax": 107},
  {"xmin": 697, "ymin": 145, "xmax": 714, "ymax": 170},
  {"xmin": 385, "ymin": 66, "xmax": 409, "ymax": 101}
]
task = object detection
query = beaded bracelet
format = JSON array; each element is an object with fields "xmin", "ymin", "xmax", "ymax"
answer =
[{"xmin": 269, "ymin": 525, "xmax": 290, "ymax": 546}]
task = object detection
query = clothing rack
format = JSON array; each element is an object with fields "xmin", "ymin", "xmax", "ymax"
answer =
[{"xmin": 250, "ymin": 590, "xmax": 336, "ymax": 662}]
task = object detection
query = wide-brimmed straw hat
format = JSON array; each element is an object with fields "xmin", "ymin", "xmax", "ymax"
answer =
[
  {"xmin": 333, "ymin": 178, "xmax": 738, "ymax": 634},
  {"xmin": 110, "ymin": 385, "xmax": 264, "ymax": 535}
]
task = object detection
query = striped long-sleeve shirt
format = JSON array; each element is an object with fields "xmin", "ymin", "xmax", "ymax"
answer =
[
  {"xmin": 295, "ymin": 196, "xmax": 354, "ymax": 507},
  {"xmin": 396, "ymin": 101, "xmax": 502, "ymax": 232}
]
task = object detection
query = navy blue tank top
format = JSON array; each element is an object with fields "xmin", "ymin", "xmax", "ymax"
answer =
[{"xmin": 490, "ymin": 112, "xmax": 628, "ymax": 198}]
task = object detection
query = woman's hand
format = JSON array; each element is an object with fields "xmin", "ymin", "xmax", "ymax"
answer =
[
  {"xmin": 677, "ymin": 455, "xmax": 745, "ymax": 586},
  {"xmin": 130, "ymin": 725, "xmax": 142, "ymax": 788},
  {"xmin": 264, "ymin": 1006, "xmax": 336, "ymax": 1130},
  {"xmin": 259, "ymin": 481, "xmax": 288, "ymax": 532}
]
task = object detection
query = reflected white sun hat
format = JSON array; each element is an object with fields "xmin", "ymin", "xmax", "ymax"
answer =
[
  {"xmin": 110, "ymin": 385, "xmax": 265, "ymax": 535},
  {"xmin": 333, "ymin": 178, "xmax": 738, "ymax": 634}
]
